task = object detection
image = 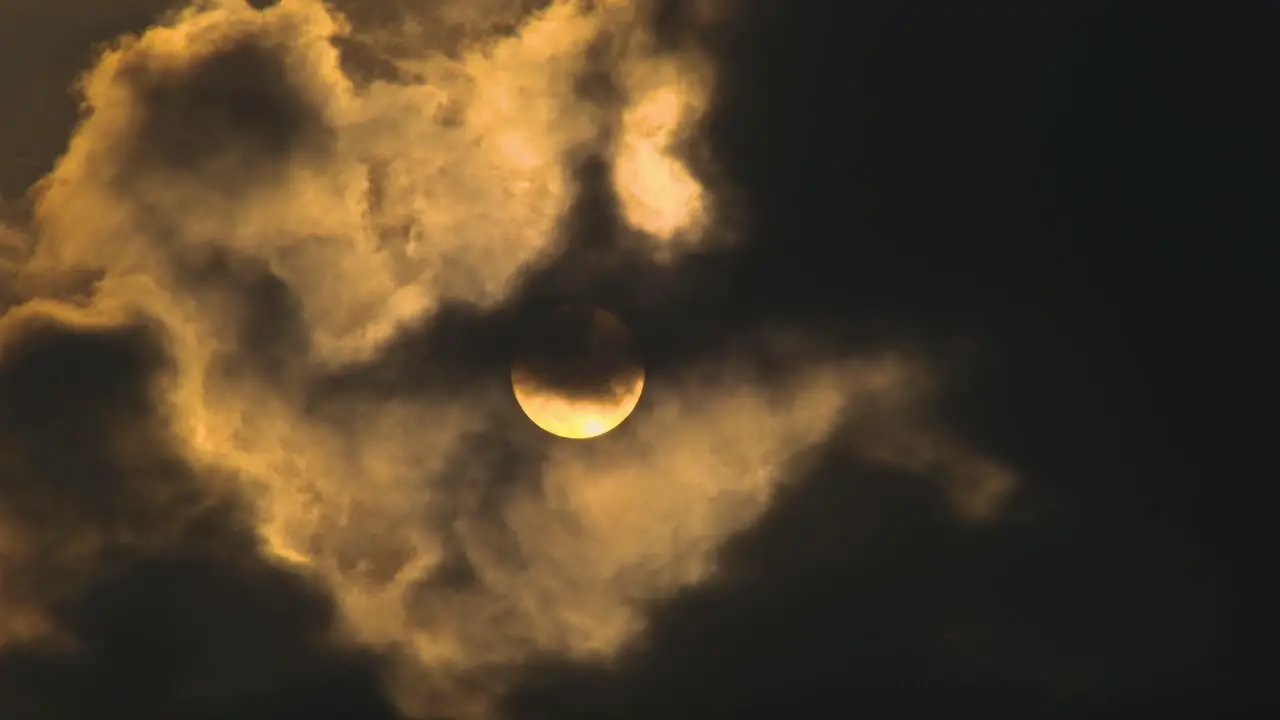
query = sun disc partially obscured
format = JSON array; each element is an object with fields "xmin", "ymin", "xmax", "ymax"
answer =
[{"xmin": 512, "ymin": 306, "xmax": 644, "ymax": 439}]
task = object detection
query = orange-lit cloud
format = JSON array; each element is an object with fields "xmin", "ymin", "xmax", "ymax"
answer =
[{"xmin": 1, "ymin": 1, "xmax": 1016, "ymax": 717}]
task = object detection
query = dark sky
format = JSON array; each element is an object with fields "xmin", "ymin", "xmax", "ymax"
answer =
[{"xmin": 0, "ymin": 1, "xmax": 1268, "ymax": 718}]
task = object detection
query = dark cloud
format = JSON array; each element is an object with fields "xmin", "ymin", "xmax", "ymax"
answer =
[
  {"xmin": 0, "ymin": 316, "xmax": 400, "ymax": 719},
  {"xmin": 119, "ymin": 33, "xmax": 334, "ymax": 183},
  {"xmin": 511, "ymin": 305, "xmax": 641, "ymax": 401},
  {"xmin": 0, "ymin": 552, "xmax": 401, "ymax": 720}
]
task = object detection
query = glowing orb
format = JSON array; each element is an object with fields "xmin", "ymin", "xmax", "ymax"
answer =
[{"xmin": 511, "ymin": 306, "xmax": 644, "ymax": 439}]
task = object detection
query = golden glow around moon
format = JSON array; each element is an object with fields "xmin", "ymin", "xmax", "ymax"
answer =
[
  {"xmin": 511, "ymin": 307, "xmax": 644, "ymax": 439},
  {"xmin": 512, "ymin": 371, "xmax": 644, "ymax": 439}
]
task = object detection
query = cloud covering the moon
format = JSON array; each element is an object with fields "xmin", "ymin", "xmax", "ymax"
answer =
[{"xmin": 1, "ymin": 1, "xmax": 1018, "ymax": 717}]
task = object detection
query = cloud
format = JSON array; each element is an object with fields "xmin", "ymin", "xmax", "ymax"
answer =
[
  {"xmin": 499, "ymin": 447, "xmax": 1092, "ymax": 719},
  {"xmin": 2, "ymin": 1, "xmax": 1020, "ymax": 717},
  {"xmin": 0, "ymin": 222, "xmax": 25, "ymax": 309},
  {"xmin": 28, "ymin": 0, "xmax": 722, "ymax": 365},
  {"xmin": 0, "ymin": 306, "xmax": 399, "ymax": 719}
]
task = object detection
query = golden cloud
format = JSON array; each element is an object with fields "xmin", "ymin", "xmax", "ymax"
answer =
[{"xmin": 2, "ymin": 1, "xmax": 1016, "ymax": 717}]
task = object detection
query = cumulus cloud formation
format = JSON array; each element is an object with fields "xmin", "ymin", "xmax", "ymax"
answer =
[
  {"xmin": 2, "ymin": 0, "xmax": 1019, "ymax": 717},
  {"xmin": 30, "ymin": 0, "xmax": 719, "ymax": 365}
]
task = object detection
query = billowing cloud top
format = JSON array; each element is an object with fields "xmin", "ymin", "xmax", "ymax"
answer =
[{"xmin": 1, "ymin": 1, "xmax": 1018, "ymax": 718}]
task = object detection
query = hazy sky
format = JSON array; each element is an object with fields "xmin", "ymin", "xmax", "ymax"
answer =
[{"xmin": 0, "ymin": 1, "xmax": 1262, "ymax": 718}]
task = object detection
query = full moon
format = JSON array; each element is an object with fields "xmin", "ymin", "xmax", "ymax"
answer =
[{"xmin": 511, "ymin": 306, "xmax": 644, "ymax": 439}]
